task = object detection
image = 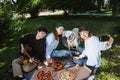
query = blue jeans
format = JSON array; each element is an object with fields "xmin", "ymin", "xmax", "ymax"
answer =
[
  {"xmin": 74, "ymin": 58, "xmax": 87, "ymax": 66},
  {"xmin": 62, "ymin": 37, "xmax": 67, "ymax": 45},
  {"xmin": 83, "ymin": 66, "xmax": 98, "ymax": 80},
  {"xmin": 77, "ymin": 44, "xmax": 84, "ymax": 53},
  {"xmin": 51, "ymin": 50, "xmax": 72, "ymax": 58}
]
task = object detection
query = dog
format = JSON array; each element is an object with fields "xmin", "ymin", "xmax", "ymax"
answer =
[{"xmin": 65, "ymin": 28, "xmax": 79, "ymax": 50}]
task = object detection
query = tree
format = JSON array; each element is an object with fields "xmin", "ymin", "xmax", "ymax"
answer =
[
  {"xmin": 0, "ymin": 0, "xmax": 13, "ymax": 42},
  {"xmin": 109, "ymin": 0, "xmax": 120, "ymax": 17},
  {"xmin": 96, "ymin": 0, "xmax": 104, "ymax": 12},
  {"xmin": 12, "ymin": 0, "xmax": 43, "ymax": 18},
  {"xmin": 45, "ymin": 0, "xmax": 97, "ymax": 15},
  {"xmin": 27, "ymin": 0, "xmax": 43, "ymax": 18}
]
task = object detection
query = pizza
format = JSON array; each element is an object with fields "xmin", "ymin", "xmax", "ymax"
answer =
[
  {"xmin": 58, "ymin": 70, "xmax": 75, "ymax": 80},
  {"xmin": 36, "ymin": 70, "xmax": 53, "ymax": 80}
]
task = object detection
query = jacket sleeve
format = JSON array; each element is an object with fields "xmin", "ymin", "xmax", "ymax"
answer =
[
  {"xmin": 46, "ymin": 34, "xmax": 54, "ymax": 59},
  {"xmin": 91, "ymin": 37, "xmax": 111, "ymax": 51},
  {"xmin": 91, "ymin": 37, "xmax": 112, "ymax": 51},
  {"xmin": 98, "ymin": 41, "xmax": 112, "ymax": 51}
]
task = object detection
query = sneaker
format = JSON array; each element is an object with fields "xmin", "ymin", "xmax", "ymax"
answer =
[
  {"xmin": 87, "ymin": 75, "xmax": 95, "ymax": 80},
  {"xmin": 22, "ymin": 78, "xmax": 27, "ymax": 80},
  {"xmin": 15, "ymin": 76, "xmax": 27, "ymax": 80}
]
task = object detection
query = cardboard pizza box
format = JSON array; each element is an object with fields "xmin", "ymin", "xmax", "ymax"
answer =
[{"xmin": 75, "ymin": 65, "xmax": 92, "ymax": 80}]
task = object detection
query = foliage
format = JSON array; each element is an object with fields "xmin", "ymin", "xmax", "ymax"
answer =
[
  {"xmin": 0, "ymin": 0, "xmax": 13, "ymax": 42},
  {"xmin": 10, "ymin": 0, "xmax": 120, "ymax": 17},
  {"xmin": 44, "ymin": 0, "xmax": 120, "ymax": 17},
  {"xmin": 0, "ymin": 0, "xmax": 28, "ymax": 44},
  {"xmin": 45, "ymin": 0, "xmax": 97, "ymax": 15},
  {"xmin": 96, "ymin": 0, "xmax": 104, "ymax": 12},
  {"xmin": 12, "ymin": 0, "xmax": 43, "ymax": 18},
  {"xmin": 108, "ymin": 0, "xmax": 120, "ymax": 17},
  {"xmin": 26, "ymin": 0, "xmax": 43, "ymax": 18},
  {"xmin": 12, "ymin": 0, "xmax": 29, "ymax": 13}
]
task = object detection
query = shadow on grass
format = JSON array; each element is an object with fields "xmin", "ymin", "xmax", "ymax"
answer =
[
  {"xmin": 100, "ymin": 25, "xmax": 120, "ymax": 77},
  {"xmin": 0, "ymin": 64, "xmax": 14, "ymax": 80},
  {"xmin": 97, "ymin": 64, "xmax": 120, "ymax": 77},
  {"xmin": 0, "ymin": 43, "xmax": 19, "ymax": 80}
]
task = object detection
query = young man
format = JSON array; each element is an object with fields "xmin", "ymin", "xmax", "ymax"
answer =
[{"xmin": 12, "ymin": 27, "xmax": 48, "ymax": 80}]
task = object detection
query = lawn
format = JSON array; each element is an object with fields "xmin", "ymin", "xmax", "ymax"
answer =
[{"xmin": 0, "ymin": 15, "xmax": 120, "ymax": 80}]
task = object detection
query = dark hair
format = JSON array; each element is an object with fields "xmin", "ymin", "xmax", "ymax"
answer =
[
  {"xmin": 79, "ymin": 27, "xmax": 89, "ymax": 32},
  {"xmin": 52, "ymin": 23, "xmax": 64, "ymax": 41},
  {"xmin": 78, "ymin": 27, "xmax": 92, "ymax": 41},
  {"xmin": 36, "ymin": 27, "xmax": 48, "ymax": 33},
  {"xmin": 56, "ymin": 23, "xmax": 64, "ymax": 28},
  {"xmin": 53, "ymin": 30, "xmax": 62, "ymax": 41}
]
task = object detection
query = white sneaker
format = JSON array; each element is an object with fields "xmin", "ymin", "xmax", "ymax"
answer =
[{"xmin": 87, "ymin": 75, "xmax": 95, "ymax": 80}]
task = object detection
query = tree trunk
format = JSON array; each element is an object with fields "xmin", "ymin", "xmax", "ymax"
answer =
[
  {"xmin": 63, "ymin": 10, "xmax": 69, "ymax": 16},
  {"xmin": 112, "ymin": 2, "xmax": 118, "ymax": 18},
  {"xmin": 30, "ymin": 12, "xmax": 39, "ymax": 18},
  {"xmin": 97, "ymin": 0, "xmax": 104, "ymax": 13}
]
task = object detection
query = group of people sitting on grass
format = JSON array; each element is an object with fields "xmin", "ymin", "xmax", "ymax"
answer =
[{"xmin": 12, "ymin": 23, "xmax": 114, "ymax": 80}]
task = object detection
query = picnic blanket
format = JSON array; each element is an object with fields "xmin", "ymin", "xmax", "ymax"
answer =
[{"xmin": 30, "ymin": 65, "xmax": 91, "ymax": 80}]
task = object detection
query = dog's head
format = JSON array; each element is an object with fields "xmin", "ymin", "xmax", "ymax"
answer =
[{"xmin": 65, "ymin": 31, "xmax": 75, "ymax": 41}]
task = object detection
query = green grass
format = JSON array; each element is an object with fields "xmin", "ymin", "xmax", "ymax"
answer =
[
  {"xmin": 86, "ymin": 9, "xmax": 112, "ymax": 14},
  {"xmin": 0, "ymin": 15, "xmax": 120, "ymax": 80}
]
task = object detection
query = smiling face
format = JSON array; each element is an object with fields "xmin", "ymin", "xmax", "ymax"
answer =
[
  {"xmin": 56, "ymin": 26, "xmax": 64, "ymax": 35},
  {"xmin": 79, "ymin": 31, "xmax": 89, "ymax": 40},
  {"xmin": 36, "ymin": 31, "xmax": 47, "ymax": 39}
]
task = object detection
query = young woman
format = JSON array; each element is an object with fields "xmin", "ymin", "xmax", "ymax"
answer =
[
  {"xmin": 45, "ymin": 24, "xmax": 64, "ymax": 64},
  {"xmin": 74, "ymin": 27, "xmax": 114, "ymax": 80}
]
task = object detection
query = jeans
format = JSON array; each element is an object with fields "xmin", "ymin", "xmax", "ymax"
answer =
[
  {"xmin": 84, "ymin": 65, "xmax": 98, "ymax": 80},
  {"xmin": 51, "ymin": 50, "xmax": 72, "ymax": 58},
  {"xmin": 74, "ymin": 58, "xmax": 87, "ymax": 66},
  {"xmin": 77, "ymin": 44, "xmax": 84, "ymax": 53}
]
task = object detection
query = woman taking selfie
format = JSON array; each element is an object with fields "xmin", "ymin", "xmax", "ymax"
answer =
[{"xmin": 74, "ymin": 27, "xmax": 114, "ymax": 80}]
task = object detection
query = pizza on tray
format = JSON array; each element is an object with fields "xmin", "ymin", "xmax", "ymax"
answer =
[{"xmin": 58, "ymin": 70, "xmax": 75, "ymax": 80}]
